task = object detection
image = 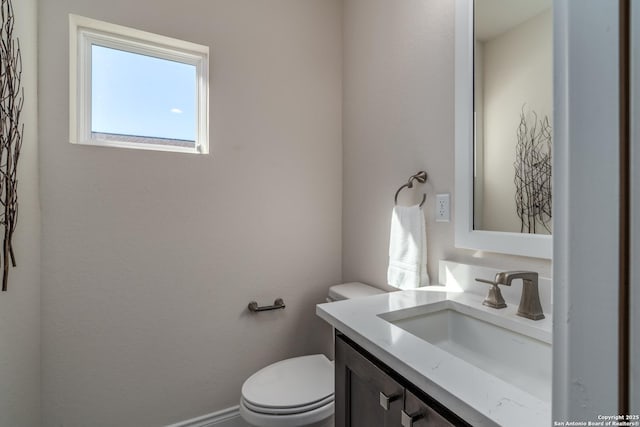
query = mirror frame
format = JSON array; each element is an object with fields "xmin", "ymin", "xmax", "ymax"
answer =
[{"xmin": 454, "ymin": 0, "xmax": 552, "ymax": 259}]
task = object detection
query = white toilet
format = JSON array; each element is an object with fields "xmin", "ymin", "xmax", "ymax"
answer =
[{"xmin": 239, "ymin": 282, "xmax": 385, "ymax": 427}]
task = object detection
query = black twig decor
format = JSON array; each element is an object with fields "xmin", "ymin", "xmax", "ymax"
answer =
[
  {"xmin": 0, "ymin": 0, "xmax": 23, "ymax": 291},
  {"xmin": 514, "ymin": 106, "xmax": 552, "ymax": 234}
]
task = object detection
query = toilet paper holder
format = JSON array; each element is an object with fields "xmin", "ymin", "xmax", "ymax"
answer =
[{"xmin": 248, "ymin": 298, "xmax": 286, "ymax": 313}]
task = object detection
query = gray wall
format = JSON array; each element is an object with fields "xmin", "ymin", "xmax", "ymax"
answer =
[
  {"xmin": 0, "ymin": 0, "xmax": 41, "ymax": 425},
  {"xmin": 38, "ymin": 0, "xmax": 343, "ymax": 425},
  {"xmin": 342, "ymin": 0, "xmax": 551, "ymax": 293}
]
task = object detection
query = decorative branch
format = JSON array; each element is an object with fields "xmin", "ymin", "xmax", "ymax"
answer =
[
  {"xmin": 1, "ymin": 0, "xmax": 23, "ymax": 291},
  {"xmin": 514, "ymin": 105, "xmax": 552, "ymax": 234}
]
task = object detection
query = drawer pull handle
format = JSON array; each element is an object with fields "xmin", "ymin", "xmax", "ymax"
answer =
[
  {"xmin": 379, "ymin": 392, "xmax": 400, "ymax": 410},
  {"xmin": 401, "ymin": 409, "xmax": 423, "ymax": 427}
]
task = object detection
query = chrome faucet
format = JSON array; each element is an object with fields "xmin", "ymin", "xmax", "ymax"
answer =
[{"xmin": 475, "ymin": 271, "xmax": 545, "ymax": 320}]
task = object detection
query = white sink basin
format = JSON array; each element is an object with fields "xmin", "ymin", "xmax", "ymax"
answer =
[{"xmin": 378, "ymin": 300, "xmax": 552, "ymax": 401}]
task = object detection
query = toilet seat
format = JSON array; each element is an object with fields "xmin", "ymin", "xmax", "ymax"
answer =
[
  {"xmin": 240, "ymin": 354, "xmax": 335, "ymax": 427},
  {"xmin": 240, "ymin": 398, "xmax": 334, "ymax": 427},
  {"xmin": 242, "ymin": 393, "xmax": 334, "ymax": 415}
]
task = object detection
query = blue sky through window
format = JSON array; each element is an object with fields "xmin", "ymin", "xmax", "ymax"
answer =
[{"xmin": 91, "ymin": 45, "xmax": 197, "ymax": 142}]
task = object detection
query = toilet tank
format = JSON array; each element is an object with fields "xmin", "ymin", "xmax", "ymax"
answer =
[{"xmin": 326, "ymin": 282, "xmax": 386, "ymax": 302}]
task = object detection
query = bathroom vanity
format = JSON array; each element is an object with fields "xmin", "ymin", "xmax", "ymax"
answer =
[
  {"xmin": 335, "ymin": 332, "xmax": 465, "ymax": 427},
  {"xmin": 317, "ymin": 262, "xmax": 552, "ymax": 427}
]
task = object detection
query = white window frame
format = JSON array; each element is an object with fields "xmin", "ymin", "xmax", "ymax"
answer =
[{"xmin": 69, "ymin": 14, "xmax": 209, "ymax": 154}]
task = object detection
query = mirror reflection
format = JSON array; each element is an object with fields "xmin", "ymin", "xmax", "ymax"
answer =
[{"xmin": 473, "ymin": 0, "xmax": 553, "ymax": 234}]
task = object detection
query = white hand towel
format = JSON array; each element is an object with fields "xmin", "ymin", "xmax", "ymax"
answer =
[{"xmin": 387, "ymin": 205, "xmax": 429, "ymax": 289}]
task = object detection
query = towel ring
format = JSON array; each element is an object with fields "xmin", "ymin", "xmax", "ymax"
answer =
[{"xmin": 394, "ymin": 171, "xmax": 427, "ymax": 207}]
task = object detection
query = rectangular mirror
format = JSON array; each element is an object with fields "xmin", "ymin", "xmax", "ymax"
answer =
[{"xmin": 455, "ymin": 0, "xmax": 553, "ymax": 259}]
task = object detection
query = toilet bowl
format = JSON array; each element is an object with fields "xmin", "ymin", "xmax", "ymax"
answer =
[{"xmin": 239, "ymin": 282, "xmax": 385, "ymax": 427}]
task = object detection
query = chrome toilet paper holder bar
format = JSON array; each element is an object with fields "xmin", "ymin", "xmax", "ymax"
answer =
[{"xmin": 248, "ymin": 298, "xmax": 286, "ymax": 312}]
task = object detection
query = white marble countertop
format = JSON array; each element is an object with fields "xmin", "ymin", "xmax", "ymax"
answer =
[{"xmin": 316, "ymin": 287, "xmax": 552, "ymax": 427}]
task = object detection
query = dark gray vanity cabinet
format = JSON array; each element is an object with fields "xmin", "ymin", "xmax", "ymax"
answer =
[
  {"xmin": 335, "ymin": 331, "xmax": 404, "ymax": 427},
  {"xmin": 335, "ymin": 333, "xmax": 468, "ymax": 427}
]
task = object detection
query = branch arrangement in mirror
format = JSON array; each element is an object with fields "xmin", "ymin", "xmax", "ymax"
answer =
[
  {"xmin": 0, "ymin": 0, "xmax": 23, "ymax": 291},
  {"xmin": 514, "ymin": 107, "xmax": 552, "ymax": 234}
]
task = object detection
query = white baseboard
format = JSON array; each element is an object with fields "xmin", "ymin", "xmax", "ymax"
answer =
[{"xmin": 166, "ymin": 406, "xmax": 249, "ymax": 427}]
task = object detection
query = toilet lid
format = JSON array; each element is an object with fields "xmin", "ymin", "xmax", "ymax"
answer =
[{"xmin": 241, "ymin": 354, "xmax": 334, "ymax": 410}]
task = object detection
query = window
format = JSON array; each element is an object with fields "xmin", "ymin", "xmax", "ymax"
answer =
[{"xmin": 69, "ymin": 15, "xmax": 209, "ymax": 154}]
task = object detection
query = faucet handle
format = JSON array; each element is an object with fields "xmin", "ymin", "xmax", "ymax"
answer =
[{"xmin": 475, "ymin": 278, "xmax": 507, "ymax": 309}]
